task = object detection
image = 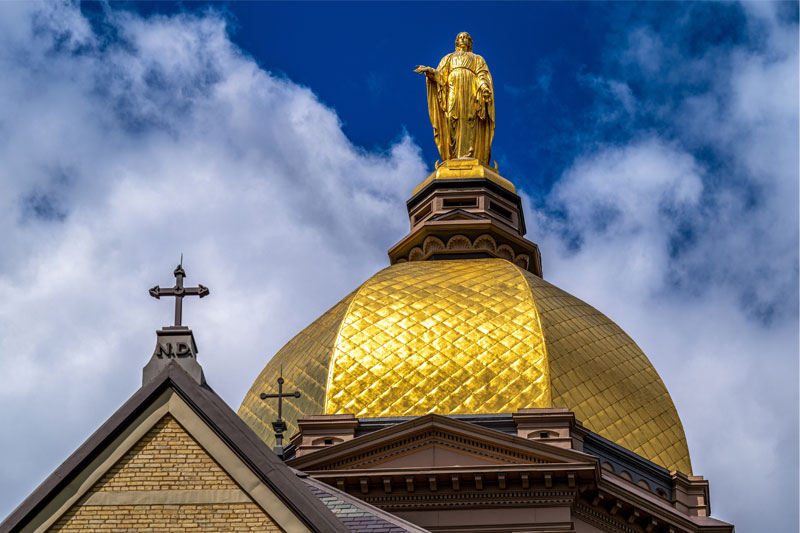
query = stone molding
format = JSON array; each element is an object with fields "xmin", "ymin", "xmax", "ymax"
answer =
[
  {"xmin": 394, "ymin": 233, "xmax": 534, "ymax": 272},
  {"xmin": 363, "ymin": 489, "xmax": 576, "ymax": 511},
  {"xmin": 574, "ymin": 502, "xmax": 639, "ymax": 533},
  {"xmin": 312, "ymin": 431, "xmax": 555, "ymax": 472},
  {"xmin": 288, "ymin": 414, "xmax": 587, "ymax": 473},
  {"xmin": 82, "ymin": 489, "xmax": 250, "ymax": 505}
]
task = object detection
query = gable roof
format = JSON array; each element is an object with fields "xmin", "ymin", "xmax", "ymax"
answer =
[
  {"xmin": 0, "ymin": 362, "xmax": 348, "ymax": 533},
  {"xmin": 428, "ymin": 208, "xmax": 487, "ymax": 222}
]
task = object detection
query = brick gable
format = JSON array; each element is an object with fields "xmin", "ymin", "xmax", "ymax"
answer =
[
  {"xmin": 48, "ymin": 415, "xmax": 283, "ymax": 532},
  {"xmin": 91, "ymin": 415, "xmax": 237, "ymax": 492}
]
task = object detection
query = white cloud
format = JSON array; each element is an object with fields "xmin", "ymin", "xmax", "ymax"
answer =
[
  {"xmin": 0, "ymin": 3, "xmax": 424, "ymax": 513},
  {"xmin": 525, "ymin": 4, "xmax": 798, "ymax": 529},
  {"xmin": 533, "ymin": 139, "xmax": 704, "ymax": 301}
]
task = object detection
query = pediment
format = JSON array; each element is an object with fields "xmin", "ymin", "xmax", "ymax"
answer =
[
  {"xmin": 429, "ymin": 208, "xmax": 487, "ymax": 222},
  {"xmin": 348, "ymin": 437, "xmax": 524, "ymax": 470},
  {"xmin": 290, "ymin": 414, "xmax": 593, "ymax": 472}
]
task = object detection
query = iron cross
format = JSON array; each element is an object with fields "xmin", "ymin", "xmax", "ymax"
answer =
[
  {"xmin": 149, "ymin": 263, "xmax": 209, "ymax": 327},
  {"xmin": 260, "ymin": 373, "xmax": 301, "ymax": 456}
]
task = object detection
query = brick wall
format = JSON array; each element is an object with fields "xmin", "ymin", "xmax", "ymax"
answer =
[
  {"xmin": 49, "ymin": 503, "xmax": 283, "ymax": 531},
  {"xmin": 48, "ymin": 415, "xmax": 284, "ymax": 532},
  {"xmin": 91, "ymin": 415, "xmax": 237, "ymax": 492}
]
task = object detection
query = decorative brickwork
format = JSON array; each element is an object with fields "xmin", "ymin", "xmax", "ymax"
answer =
[
  {"xmin": 92, "ymin": 415, "xmax": 238, "ymax": 492},
  {"xmin": 49, "ymin": 415, "xmax": 284, "ymax": 531},
  {"xmin": 48, "ymin": 503, "xmax": 282, "ymax": 531}
]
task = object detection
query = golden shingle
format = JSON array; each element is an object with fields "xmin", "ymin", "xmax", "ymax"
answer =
[{"xmin": 238, "ymin": 259, "xmax": 692, "ymax": 474}]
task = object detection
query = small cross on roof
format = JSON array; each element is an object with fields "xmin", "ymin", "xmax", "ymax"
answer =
[{"xmin": 261, "ymin": 369, "xmax": 302, "ymax": 458}]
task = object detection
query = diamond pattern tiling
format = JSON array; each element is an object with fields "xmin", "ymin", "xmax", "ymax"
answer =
[
  {"xmin": 239, "ymin": 257, "xmax": 691, "ymax": 475},
  {"xmin": 521, "ymin": 270, "xmax": 692, "ymax": 474},
  {"xmin": 325, "ymin": 260, "xmax": 551, "ymax": 418}
]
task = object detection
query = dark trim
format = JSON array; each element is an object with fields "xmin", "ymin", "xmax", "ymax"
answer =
[
  {"xmin": 583, "ymin": 431, "xmax": 674, "ymax": 498},
  {"xmin": 0, "ymin": 363, "xmax": 348, "ymax": 533}
]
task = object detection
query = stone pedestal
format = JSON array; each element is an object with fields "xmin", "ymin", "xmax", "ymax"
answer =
[
  {"xmin": 142, "ymin": 326, "xmax": 204, "ymax": 384},
  {"xmin": 388, "ymin": 158, "xmax": 542, "ymax": 276}
]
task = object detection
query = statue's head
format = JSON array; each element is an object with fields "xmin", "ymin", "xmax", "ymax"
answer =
[{"xmin": 455, "ymin": 32, "xmax": 473, "ymax": 52}]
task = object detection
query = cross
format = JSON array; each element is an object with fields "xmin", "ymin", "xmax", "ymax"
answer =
[
  {"xmin": 260, "ymin": 372, "xmax": 301, "ymax": 457},
  {"xmin": 149, "ymin": 262, "xmax": 209, "ymax": 327}
]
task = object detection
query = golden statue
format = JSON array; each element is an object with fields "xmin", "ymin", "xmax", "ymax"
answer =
[{"xmin": 415, "ymin": 32, "xmax": 495, "ymax": 165}]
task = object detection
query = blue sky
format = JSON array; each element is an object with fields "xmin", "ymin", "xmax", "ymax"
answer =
[
  {"xmin": 0, "ymin": 2, "xmax": 797, "ymax": 531},
  {"xmin": 100, "ymin": 1, "xmax": 755, "ymax": 191}
]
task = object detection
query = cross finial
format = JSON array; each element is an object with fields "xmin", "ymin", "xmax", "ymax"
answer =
[
  {"xmin": 260, "ymin": 370, "xmax": 302, "ymax": 458},
  {"xmin": 149, "ymin": 261, "xmax": 209, "ymax": 327}
]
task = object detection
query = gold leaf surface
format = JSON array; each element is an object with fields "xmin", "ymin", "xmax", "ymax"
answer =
[
  {"xmin": 325, "ymin": 260, "xmax": 550, "ymax": 417},
  {"xmin": 239, "ymin": 258, "xmax": 691, "ymax": 473}
]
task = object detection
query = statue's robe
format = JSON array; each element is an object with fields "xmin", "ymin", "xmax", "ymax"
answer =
[{"xmin": 425, "ymin": 50, "xmax": 495, "ymax": 164}]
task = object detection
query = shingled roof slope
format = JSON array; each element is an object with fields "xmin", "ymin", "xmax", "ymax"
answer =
[{"xmin": 301, "ymin": 474, "xmax": 429, "ymax": 533}]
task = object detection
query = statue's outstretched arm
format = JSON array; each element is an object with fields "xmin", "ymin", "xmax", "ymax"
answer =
[{"xmin": 414, "ymin": 65, "xmax": 438, "ymax": 82}]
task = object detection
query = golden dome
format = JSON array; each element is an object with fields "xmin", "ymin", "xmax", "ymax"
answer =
[{"xmin": 238, "ymin": 259, "xmax": 692, "ymax": 474}]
